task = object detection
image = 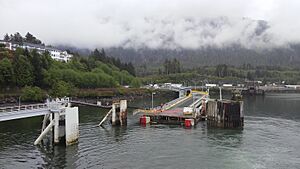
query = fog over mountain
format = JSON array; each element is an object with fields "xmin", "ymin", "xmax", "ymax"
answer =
[
  {"xmin": 1, "ymin": 0, "xmax": 300, "ymax": 67},
  {"xmin": 1, "ymin": 0, "xmax": 300, "ymax": 48}
]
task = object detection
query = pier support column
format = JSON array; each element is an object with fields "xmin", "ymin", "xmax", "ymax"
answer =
[
  {"xmin": 54, "ymin": 112, "xmax": 60, "ymax": 144},
  {"xmin": 65, "ymin": 107, "xmax": 79, "ymax": 145},
  {"xmin": 111, "ymin": 104, "xmax": 116, "ymax": 126},
  {"xmin": 119, "ymin": 100, "xmax": 127, "ymax": 126}
]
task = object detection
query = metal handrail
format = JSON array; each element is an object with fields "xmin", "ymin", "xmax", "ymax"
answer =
[{"xmin": 0, "ymin": 103, "xmax": 49, "ymax": 113}]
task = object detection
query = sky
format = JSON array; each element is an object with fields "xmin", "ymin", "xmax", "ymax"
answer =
[{"xmin": 0, "ymin": 0, "xmax": 299, "ymax": 49}]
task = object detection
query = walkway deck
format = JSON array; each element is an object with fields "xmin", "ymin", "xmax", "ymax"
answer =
[
  {"xmin": 0, "ymin": 99, "xmax": 69, "ymax": 122},
  {"xmin": 138, "ymin": 91, "xmax": 208, "ymax": 125},
  {"xmin": 0, "ymin": 104, "xmax": 50, "ymax": 122}
]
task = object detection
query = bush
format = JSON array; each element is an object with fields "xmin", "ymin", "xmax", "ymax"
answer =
[
  {"xmin": 50, "ymin": 81, "xmax": 74, "ymax": 97},
  {"xmin": 21, "ymin": 86, "xmax": 45, "ymax": 102},
  {"xmin": 130, "ymin": 78, "xmax": 141, "ymax": 88}
]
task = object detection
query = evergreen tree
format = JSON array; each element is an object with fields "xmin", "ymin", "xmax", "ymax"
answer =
[
  {"xmin": 31, "ymin": 50, "xmax": 44, "ymax": 87},
  {"xmin": 13, "ymin": 55, "xmax": 34, "ymax": 87},
  {"xmin": 3, "ymin": 34, "xmax": 10, "ymax": 41},
  {"xmin": 13, "ymin": 32, "xmax": 23, "ymax": 43},
  {"xmin": 0, "ymin": 58, "xmax": 14, "ymax": 87}
]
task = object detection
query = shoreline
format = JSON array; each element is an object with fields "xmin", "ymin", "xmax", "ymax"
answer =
[{"xmin": 0, "ymin": 88, "xmax": 177, "ymax": 107}]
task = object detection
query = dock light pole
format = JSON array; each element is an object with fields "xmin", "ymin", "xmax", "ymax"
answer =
[
  {"xmin": 151, "ymin": 92, "xmax": 156, "ymax": 109},
  {"xmin": 18, "ymin": 96, "xmax": 21, "ymax": 110},
  {"xmin": 219, "ymin": 87, "xmax": 222, "ymax": 100}
]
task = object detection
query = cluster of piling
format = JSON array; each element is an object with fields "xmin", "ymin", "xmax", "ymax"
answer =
[
  {"xmin": 99, "ymin": 100, "xmax": 127, "ymax": 127},
  {"xmin": 206, "ymin": 99, "xmax": 244, "ymax": 128}
]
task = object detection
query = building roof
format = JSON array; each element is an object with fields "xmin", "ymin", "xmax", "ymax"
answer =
[{"xmin": 1, "ymin": 40, "xmax": 69, "ymax": 54}]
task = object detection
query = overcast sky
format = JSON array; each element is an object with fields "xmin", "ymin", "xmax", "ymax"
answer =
[{"xmin": 0, "ymin": 0, "xmax": 299, "ymax": 49}]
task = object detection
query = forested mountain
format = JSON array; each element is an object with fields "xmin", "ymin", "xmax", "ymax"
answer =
[{"xmin": 106, "ymin": 44, "xmax": 300, "ymax": 69}]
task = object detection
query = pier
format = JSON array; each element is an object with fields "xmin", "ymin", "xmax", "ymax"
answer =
[
  {"xmin": 132, "ymin": 86, "xmax": 244, "ymax": 128},
  {"xmin": 0, "ymin": 98, "xmax": 80, "ymax": 146},
  {"xmin": 135, "ymin": 90, "xmax": 209, "ymax": 127}
]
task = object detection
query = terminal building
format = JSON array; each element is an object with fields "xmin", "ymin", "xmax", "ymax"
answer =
[{"xmin": 0, "ymin": 40, "xmax": 73, "ymax": 62}]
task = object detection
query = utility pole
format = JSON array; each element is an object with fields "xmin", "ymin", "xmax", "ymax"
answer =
[{"xmin": 151, "ymin": 92, "xmax": 156, "ymax": 109}]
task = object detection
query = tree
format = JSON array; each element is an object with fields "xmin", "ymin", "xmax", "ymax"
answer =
[
  {"xmin": 126, "ymin": 62, "xmax": 136, "ymax": 76},
  {"xmin": 163, "ymin": 58, "xmax": 181, "ymax": 74},
  {"xmin": 21, "ymin": 86, "xmax": 45, "ymax": 102},
  {"xmin": 4, "ymin": 34, "xmax": 10, "ymax": 41},
  {"xmin": 164, "ymin": 59, "xmax": 171, "ymax": 74},
  {"xmin": 0, "ymin": 58, "xmax": 14, "ymax": 87},
  {"xmin": 51, "ymin": 81, "xmax": 74, "ymax": 97},
  {"xmin": 25, "ymin": 32, "xmax": 35, "ymax": 43},
  {"xmin": 13, "ymin": 55, "xmax": 34, "ymax": 87},
  {"xmin": 24, "ymin": 32, "xmax": 42, "ymax": 44},
  {"xmin": 130, "ymin": 78, "xmax": 141, "ymax": 88},
  {"xmin": 215, "ymin": 64, "xmax": 228, "ymax": 77},
  {"xmin": 172, "ymin": 58, "xmax": 181, "ymax": 73},
  {"xmin": 31, "ymin": 50, "xmax": 44, "ymax": 87},
  {"xmin": 247, "ymin": 71, "xmax": 254, "ymax": 80},
  {"xmin": 12, "ymin": 32, "xmax": 23, "ymax": 43}
]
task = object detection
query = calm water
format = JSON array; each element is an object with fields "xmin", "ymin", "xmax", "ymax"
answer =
[{"xmin": 1, "ymin": 94, "xmax": 300, "ymax": 169}]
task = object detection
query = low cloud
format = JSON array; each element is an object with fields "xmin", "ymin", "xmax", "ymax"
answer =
[{"xmin": 0, "ymin": 0, "xmax": 300, "ymax": 49}]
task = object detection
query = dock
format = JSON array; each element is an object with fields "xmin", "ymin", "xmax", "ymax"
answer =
[
  {"xmin": 136, "ymin": 91, "xmax": 209, "ymax": 127},
  {"xmin": 135, "ymin": 89, "xmax": 244, "ymax": 128}
]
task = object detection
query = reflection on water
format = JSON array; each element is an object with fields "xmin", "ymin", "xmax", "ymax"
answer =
[{"xmin": 0, "ymin": 93, "xmax": 300, "ymax": 168}]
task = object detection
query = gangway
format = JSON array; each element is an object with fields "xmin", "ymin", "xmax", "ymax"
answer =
[{"xmin": 0, "ymin": 98, "xmax": 69, "ymax": 122}]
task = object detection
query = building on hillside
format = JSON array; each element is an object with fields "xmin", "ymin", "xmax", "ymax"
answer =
[
  {"xmin": 0, "ymin": 40, "xmax": 12, "ymax": 50},
  {"xmin": 222, "ymin": 84, "xmax": 233, "ymax": 87},
  {"xmin": 0, "ymin": 40, "xmax": 72, "ymax": 62},
  {"xmin": 205, "ymin": 84, "xmax": 217, "ymax": 87}
]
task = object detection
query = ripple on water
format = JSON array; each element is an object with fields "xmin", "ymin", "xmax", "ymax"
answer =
[{"xmin": 1, "ymin": 96, "xmax": 300, "ymax": 169}]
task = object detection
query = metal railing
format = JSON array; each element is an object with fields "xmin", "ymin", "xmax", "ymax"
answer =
[
  {"xmin": 0, "ymin": 103, "xmax": 48, "ymax": 113},
  {"xmin": 0, "ymin": 97, "xmax": 70, "ymax": 113}
]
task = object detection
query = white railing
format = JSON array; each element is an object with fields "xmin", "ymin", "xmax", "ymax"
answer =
[
  {"xmin": 0, "ymin": 97, "xmax": 70, "ymax": 113},
  {"xmin": 0, "ymin": 103, "xmax": 48, "ymax": 113}
]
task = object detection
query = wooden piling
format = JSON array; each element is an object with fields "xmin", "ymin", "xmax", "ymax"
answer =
[
  {"xmin": 119, "ymin": 100, "xmax": 127, "ymax": 126},
  {"xmin": 206, "ymin": 99, "xmax": 243, "ymax": 128},
  {"xmin": 111, "ymin": 104, "xmax": 117, "ymax": 126}
]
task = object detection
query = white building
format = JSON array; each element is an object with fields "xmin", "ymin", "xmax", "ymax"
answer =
[
  {"xmin": 205, "ymin": 84, "xmax": 217, "ymax": 87},
  {"xmin": 0, "ymin": 40, "xmax": 72, "ymax": 62},
  {"xmin": 223, "ymin": 84, "xmax": 233, "ymax": 87},
  {"xmin": 0, "ymin": 40, "xmax": 12, "ymax": 50}
]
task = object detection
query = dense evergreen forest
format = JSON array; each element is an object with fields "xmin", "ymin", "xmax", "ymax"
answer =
[
  {"xmin": 142, "ymin": 62, "xmax": 300, "ymax": 85},
  {"xmin": 105, "ymin": 46, "xmax": 300, "ymax": 76}
]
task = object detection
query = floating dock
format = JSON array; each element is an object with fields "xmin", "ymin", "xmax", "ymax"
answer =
[
  {"xmin": 135, "ymin": 90, "xmax": 244, "ymax": 128},
  {"xmin": 137, "ymin": 91, "xmax": 209, "ymax": 127}
]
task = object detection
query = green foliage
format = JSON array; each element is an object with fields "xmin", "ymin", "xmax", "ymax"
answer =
[
  {"xmin": 144, "ymin": 63, "xmax": 300, "ymax": 85},
  {"xmin": 215, "ymin": 64, "xmax": 228, "ymax": 77},
  {"xmin": 130, "ymin": 78, "xmax": 141, "ymax": 88},
  {"xmin": 91, "ymin": 48, "xmax": 136, "ymax": 76},
  {"xmin": 13, "ymin": 55, "xmax": 34, "ymax": 87},
  {"xmin": 50, "ymin": 81, "xmax": 74, "ymax": 97},
  {"xmin": 163, "ymin": 58, "xmax": 181, "ymax": 74},
  {"xmin": 21, "ymin": 86, "xmax": 45, "ymax": 102},
  {"xmin": 0, "ymin": 58, "xmax": 14, "ymax": 87},
  {"xmin": 4, "ymin": 32, "xmax": 43, "ymax": 45},
  {"xmin": 0, "ymin": 40, "xmax": 140, "ymax": 97}
]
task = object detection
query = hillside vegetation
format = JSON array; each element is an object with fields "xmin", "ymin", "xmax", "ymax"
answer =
[{"xmin": 0, "ymin": 46, "xmax": 141, "ymax": 101}]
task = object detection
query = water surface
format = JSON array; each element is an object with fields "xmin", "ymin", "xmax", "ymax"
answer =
[{"xmin": 0, "ymin": 93, "xmax": 300, "ymax": 169}]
